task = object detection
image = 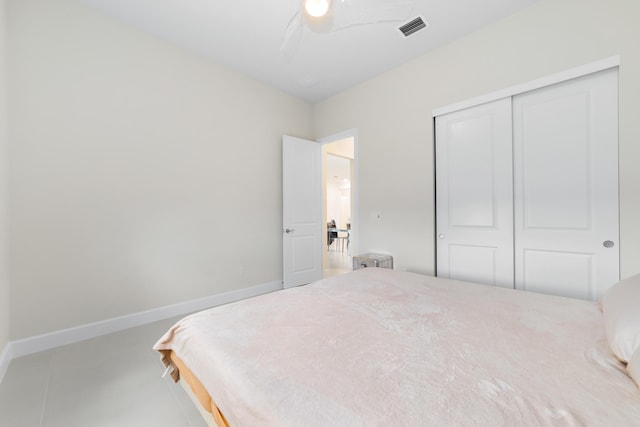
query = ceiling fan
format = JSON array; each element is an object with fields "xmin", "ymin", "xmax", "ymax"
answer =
[{"xmin": 281, "ymin": 0, "xmax": 418, "ymax": 59}]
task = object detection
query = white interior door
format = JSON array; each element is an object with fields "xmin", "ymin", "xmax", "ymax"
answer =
[
  {"xmin": 435, "ymin": 98, "xmax": 514, "ymax": 288},
  {"xmin": 513, "ymin": 68, "xmax": 619, "ymax": 299},
  {"xmin": 283, "ymin": 135, "xmax": 322, "ymax": 288}
]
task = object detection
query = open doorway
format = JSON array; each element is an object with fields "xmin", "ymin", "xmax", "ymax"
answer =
[{"xmin": 322, "ymin": 135, "xmax": 355, "ymax": 278}]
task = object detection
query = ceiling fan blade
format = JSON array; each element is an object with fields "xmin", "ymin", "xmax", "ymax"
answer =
[
  {"xmin": 281, "ymin": 0, "xmax": 416, "ymax": 59},
  {"xmin": 332, "ymin": 0, "xmax": 416, "ymax": 30},
  {"xmin": 281, "ymin": 10, "xmax": 304, "ymax": 60}
]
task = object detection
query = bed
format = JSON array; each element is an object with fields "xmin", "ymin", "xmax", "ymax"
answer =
[{"xmin": 154, "ymin": 268, "xmax": 640, "ymax": 426}]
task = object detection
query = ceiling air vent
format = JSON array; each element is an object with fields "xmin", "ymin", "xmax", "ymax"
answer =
[{"xmin": 398, "ymin": 16, "xmax": 428, "ymax": 37}]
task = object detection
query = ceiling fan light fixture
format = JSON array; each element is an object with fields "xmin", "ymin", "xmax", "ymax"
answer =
[{"xmin": 304, "ymin": 0, "xmax": 331, "ymax": 18}]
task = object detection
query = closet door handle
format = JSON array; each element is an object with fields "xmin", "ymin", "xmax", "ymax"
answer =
[{"xmin": 603, "ymin": 240, "xmax": 615, "ymax": 248}]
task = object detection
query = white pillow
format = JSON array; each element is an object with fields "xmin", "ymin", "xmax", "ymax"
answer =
[
  {"xmin": 601, "ymin": 273, "xmax": 640, "ymax": 362},
  {"xmin": 628, "ymin": 347, "xmax": 640, "ymax": 388}
]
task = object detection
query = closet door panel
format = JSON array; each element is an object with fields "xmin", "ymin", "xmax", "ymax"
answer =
[
  {"xmin": 436, "ymin": 98, "xmax": 514, "ymax": 288},
  {"xmin": 513, "ymin": 68, "xmax": 619, "ymax": 300},
  {"xmin": 447, "ymin": 114, "xmax": 497, "ymax": 227},
  {"xmin": 520, "ymin": 250, "xmax": 593, "ymax": 299},
  {"xmin": 519, "ymin": 92, "xmax": 591, "ymax": 229},
  {"xmin": 447, "ymin": 244, "xmax": 498, "ymax": 285}
]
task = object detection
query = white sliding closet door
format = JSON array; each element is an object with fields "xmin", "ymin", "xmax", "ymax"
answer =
[
  {"xmin": 435, "ymin": 98, "xmax": 514, "ymax": 288},
  {"xmin": 513, "ymin": 69, "xmax": 619, "ymax": 300}
]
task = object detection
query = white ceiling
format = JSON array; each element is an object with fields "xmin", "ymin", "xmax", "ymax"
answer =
[{"xmin": 77, "ymin": 0, "xmax": 540, "ymax": 103}]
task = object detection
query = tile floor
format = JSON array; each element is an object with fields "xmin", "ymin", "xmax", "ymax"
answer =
[
  {"xmin": 0, "ymin": 316, "xmax": 207, "ymax": 427},
  {"xmin": 0, "ymin": 254, "xmax": 352, "ymax": 427},
  {"xmin": 322, "ymin": 250, "xmax": 352, "ymax": 279}
]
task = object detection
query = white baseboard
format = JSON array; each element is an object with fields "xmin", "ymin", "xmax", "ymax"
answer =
[
  {"xmin": 0, "ymin": 342, "xmax": 12, "ymax": 383},
  {"xmin": 9, "ymin": 280, "xmax": 283, "ymax": 360}
]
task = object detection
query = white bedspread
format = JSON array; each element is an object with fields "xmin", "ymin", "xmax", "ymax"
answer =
[{"xmin": 154, "ymin": 268, "xmax": 640, "ymax": 426}]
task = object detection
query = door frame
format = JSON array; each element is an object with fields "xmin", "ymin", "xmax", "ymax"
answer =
[{"xmin": 317, "ymin": 129, "xmax": 359, "ymax": 264}]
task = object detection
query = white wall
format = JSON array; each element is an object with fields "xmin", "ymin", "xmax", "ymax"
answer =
[
  {"xmin": 7, "ymin": 0, "xmax": 313, "ymax": 339},
  {"xmin": 326, "ymin": 180, "xmax": 350, "ymax": 230},
  {"xmin": 324, "ymin": 139, "xmax": 354, "ymax": 231},
  {"xmin": 325, "ymin": 138, "xmax": 354, "ymax": 160},
  {"xmin": 0, "ymin": 0, "xmax": 10, "ymax": 355},
  {"xmin": 313, "ymin": 0, "xmax": 640, "ymax": 278}
]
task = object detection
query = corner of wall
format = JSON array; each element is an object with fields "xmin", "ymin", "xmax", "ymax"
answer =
[
  {"xmin": 0, "ymin": 342, "xmax": 11, "ymax": 383},
  {"xmin": 0, "ymin": 0, "xmax": 12, "ymax": 377}
]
